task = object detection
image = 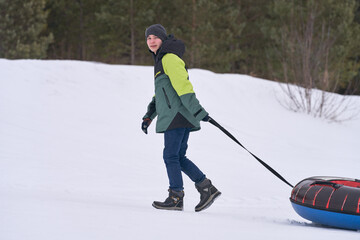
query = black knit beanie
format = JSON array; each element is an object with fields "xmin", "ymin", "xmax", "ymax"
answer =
[{"xmin": 145, "ymin": 24, "xmax": 167, "ymax": 41}]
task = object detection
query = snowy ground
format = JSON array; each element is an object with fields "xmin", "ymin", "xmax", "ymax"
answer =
[{"xmin": 0, "ymin": 59, "xmax": 359, "ymax": 240}]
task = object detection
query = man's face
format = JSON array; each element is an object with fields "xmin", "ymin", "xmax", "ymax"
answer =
[{"xmin": 147, "ymin": 35, "xmax": 162, "ymax": 53}]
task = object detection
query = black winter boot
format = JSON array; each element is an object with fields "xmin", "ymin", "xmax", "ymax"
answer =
[
  {"xmin": 152, "ymin": 189, "xmax": 184, "ymax": 211},
  {"xmin": 195, "ymin": 178, "xmax": 221, "ymax": 212}
]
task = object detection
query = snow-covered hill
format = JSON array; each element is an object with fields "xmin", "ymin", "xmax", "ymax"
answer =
[{"xmin": 0, "ymin": 59, "xmax": 359, "ymax": 239}]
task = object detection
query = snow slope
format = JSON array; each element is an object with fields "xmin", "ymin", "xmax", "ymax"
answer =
[{"xmin": 0, "ymin": 59, "xmax": 359, "ymax": 240}]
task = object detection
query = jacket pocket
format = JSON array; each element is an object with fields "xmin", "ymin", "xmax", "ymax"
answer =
[{"xmin": 162, "ymin": 88, "xmax": 171, "ymax": 109}]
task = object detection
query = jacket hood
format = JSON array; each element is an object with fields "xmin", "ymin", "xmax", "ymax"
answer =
[{"xmin": 153, "ymin": 35, "xmax": 185, "ymax": 61}]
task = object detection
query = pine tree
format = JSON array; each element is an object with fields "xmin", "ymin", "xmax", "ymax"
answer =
[
  {"xmin": 217, "ymin": 0, "xmax": 245, "ymax": 73},
  {"xmin": 234, "ymin": 0, "xmax": 270, "ymax": 77},
  {"xmin": 0, "ymin": 0, "xmax": 53, "ymax": 59},
  {"xmin": 190, "ymin": 0, "xmax": 245, "ymax": 73},
  {"xmin": 153, "ymin": 0, "xmax": 244, "ymax": 72},
  {"xmin": 93, "ymin": 0, "xmax": 155, "ymax": 64},
  {"xmin": 46, "ymin": 0, "xmax": 102, "ymax": 60}
]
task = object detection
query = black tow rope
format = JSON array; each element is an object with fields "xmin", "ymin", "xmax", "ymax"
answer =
[{"xmin": 209, "ymin": 117, "xmax": 294, "ymax": 188}]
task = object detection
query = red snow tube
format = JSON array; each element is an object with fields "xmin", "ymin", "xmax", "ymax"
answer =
[{"xmin": 290, "ymin": 176, "xmax": 360, "ymax": 230}]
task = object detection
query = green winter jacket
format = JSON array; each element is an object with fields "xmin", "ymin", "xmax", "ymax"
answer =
[{"xmin": 143, "ymin": 35, "xmax": 208, "ymax": 133}]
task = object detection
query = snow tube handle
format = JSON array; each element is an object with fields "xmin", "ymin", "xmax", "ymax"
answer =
[{"xmin": 310, "ymin": 181, "xmax": 341, "ymax": 189}]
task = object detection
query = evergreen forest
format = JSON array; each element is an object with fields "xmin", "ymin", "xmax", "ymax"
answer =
[{"xmin": 1, "ymin": 0, "xmax": 360, "ymax": 95}]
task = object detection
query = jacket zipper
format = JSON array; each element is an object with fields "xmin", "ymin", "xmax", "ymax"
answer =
[{"xmin": 162, "ymin": 88, "xmax": 171, "ymax": 109}]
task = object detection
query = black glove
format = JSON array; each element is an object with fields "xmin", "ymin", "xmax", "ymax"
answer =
[
  {"xmin": 141, "ymin": 118, "xmax": 152, "ymax": 134},
  {"xmin": 202, "ymin": 114, "xmax": 211, "ymax": 122}
]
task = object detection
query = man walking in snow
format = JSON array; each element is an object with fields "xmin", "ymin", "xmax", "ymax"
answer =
[{"xmin": 141, "ymin": 24, "xmax": 221, "ymax": 212}]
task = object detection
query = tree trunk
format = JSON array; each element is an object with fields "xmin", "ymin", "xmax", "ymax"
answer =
[
  {"xmin": 130, "ymin": 0, "xmax": 135, "ymax": 65},
  {"xmin": 77, "ymin": 0, "xmax": 84, "ymax": 60},
  {"xmin": 191, "ymin": 0, "xmax": 196, "ymax": 67}
]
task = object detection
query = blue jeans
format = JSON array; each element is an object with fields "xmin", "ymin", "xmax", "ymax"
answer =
[{"xmin": 163, "ymin": 128, "xmax": 206, "ymax": 191}]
